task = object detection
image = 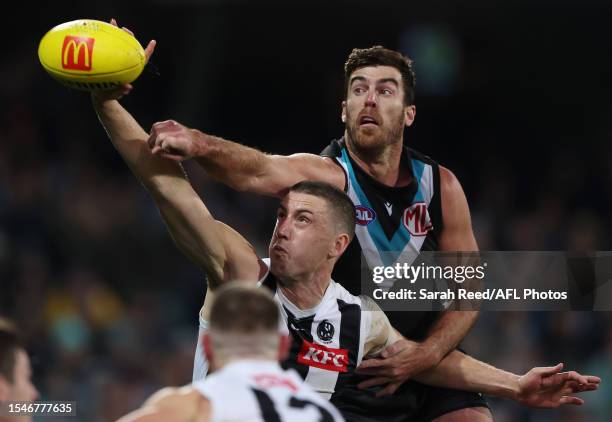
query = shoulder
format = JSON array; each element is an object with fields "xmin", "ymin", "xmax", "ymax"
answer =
[
  {"xmin": 120, "ymin": 386, "xmax": 210, "ymax": 422},
  {"xmin": 333, "ymin": 281, "xmax": 362, "ymax": 306},
  {"xmin": 439, "ymin": 165, "xmax": 466, "ymax": 204}
]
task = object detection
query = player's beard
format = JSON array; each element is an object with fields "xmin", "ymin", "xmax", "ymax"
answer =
[{"xmin": 345, "ymin": 108, "xmax": 405, "ymax": 154}]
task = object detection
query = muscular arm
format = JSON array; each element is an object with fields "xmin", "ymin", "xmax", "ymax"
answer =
[
  {"xmin": 92, "ymin": 97, "xmax": 261, "ymax": 287},
  {"xmin": 117, "ymin": 387, "xmax": 210, "ymax": 422},
  {"xmin": 421, "ymin": 166, "xmax": 480, "ymax": 364},
  {"xmin": 361, "ymin": 300, "xmax": 600, "ymax": 406},
  {"xmin": 149, "ymin": 125, "xmax": 345, "ymax": 197}
]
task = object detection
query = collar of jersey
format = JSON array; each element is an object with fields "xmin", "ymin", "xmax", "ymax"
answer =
[{"xmin": 276, "ymin": 279, "xmax": 336, "ymax": 319}]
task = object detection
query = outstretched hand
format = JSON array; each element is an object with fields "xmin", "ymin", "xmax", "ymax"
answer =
[
  {"xmin": 91, "ymin": 18, "xmax": 156, "ymax": 103},
  {"xmin": 515, "ymin": 363, "xmax": 601, "ymax": 408}
]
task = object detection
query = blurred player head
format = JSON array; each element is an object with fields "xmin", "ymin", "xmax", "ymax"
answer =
[
  {"xmin": 269, "ymin": 181, "xmax": 355, "ymax": 281},
  {"xmin": 202, "ymin": 283, "xmax": 290, "ymax": 371},
  {"xmin": 341, "ymin": 46, "xmax": 417, "ymax": 152},
  {"xmin": 0, "ymin": 319, "xmax": 39, "ymax": 422}
]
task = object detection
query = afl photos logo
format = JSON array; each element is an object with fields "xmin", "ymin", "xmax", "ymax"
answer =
[
  {"xmin": 316, "ymin": 320, "xmax": 334, "ymax": 343},
  {"xmin": 355, "ymin": 205, "xmax": 376, "ymax": 226},
  {"xmin": 403, "ymin": 202, "xmax": 433, "ymax": 236}
]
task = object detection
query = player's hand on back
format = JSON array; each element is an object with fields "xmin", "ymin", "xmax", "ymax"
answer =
[
  {"xmin": 515, "ymin": 363, "xmax": 601, "ymax": 408},
  {"xmin": 91, "ymin": 18, "xmax": 156, "ymax": 103}
]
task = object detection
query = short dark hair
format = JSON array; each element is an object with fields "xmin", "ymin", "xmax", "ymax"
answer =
[
  {"xmin": 210, "ymin": 284, "xmax": 278, "ymax": 334},
  {"xmin": 0, "ymin": 319, "xmax": 22, "ymax": 383},
  {"xmin": 289, "ymin": 181, "xmax": 356, "ymax": 240},
  {"xmin": 344, "ymin": 46, "xmax": 416, "ymax": 105}
]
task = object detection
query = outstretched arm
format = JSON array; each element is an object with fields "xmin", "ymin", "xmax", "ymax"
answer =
[
  {"xmin": 360, "ymin": 302, "xmax": 600, "ymax": 406},
  {"xmin": 92, "ymin": 22, "xmax": 261, "ymax": 288},
  {"xmin": 146, "ymin": 120, "xmax": 346, "ymax": 197},
  {"xmin": 416, "ymin": 356, "xmax": 600, "ymax": 408}
]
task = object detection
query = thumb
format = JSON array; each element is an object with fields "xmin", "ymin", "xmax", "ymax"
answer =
[{"xmin": 537, "ymin": 363, "xmax": 564, "ymax": 377}]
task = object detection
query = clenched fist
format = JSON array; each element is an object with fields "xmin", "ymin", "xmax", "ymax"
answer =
[{"xmin": 148, "ymin": 120, "xmax": 206, "ymax": 161}]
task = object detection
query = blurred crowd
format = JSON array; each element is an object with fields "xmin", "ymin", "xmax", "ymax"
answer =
[{"xmin": 2, "ymin": 3, "xmax": 612, "ymax": 420}]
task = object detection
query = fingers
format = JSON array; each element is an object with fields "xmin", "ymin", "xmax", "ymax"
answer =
[
  {"xmin": 538, "ymin": 363, "xmax": 564, "ymax": 377},
  {"xmin": 145, "ymin": 40, "xmax": 157, "ymax": 62},
  {"xmin": 585, "ymin": 375, "xmax": 602, "ymax": 384},
  {"xmin": 379, "ymin": 339, "xmax": 409, "ymax": 359},
  {"xmin": 357, "ymin": 377, "xmax": 391, "ymax": 390},
  {"xmin": 375, "ymin": 381, "xmax": 402, "ymax": 398},
  {"xmin": 122, "ymin": 26, "xmax": 134, "ymax": 37},
  {"xmin": 558, "ymin": 396, "xmax": 584, "ymax": 406},
  {"xmin": 356, "ymin": 358, "xmax": 391, "ymax": 372}
]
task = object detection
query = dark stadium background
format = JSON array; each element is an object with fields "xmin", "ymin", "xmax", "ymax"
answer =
[{"xmin": 1, "ymin": 1, "xmax": 611, "ymax": 420}]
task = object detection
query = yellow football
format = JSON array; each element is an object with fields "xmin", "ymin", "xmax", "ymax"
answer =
[{"xmin": 38, "ymin": 19, "xmax": 146, "ymax": 91}]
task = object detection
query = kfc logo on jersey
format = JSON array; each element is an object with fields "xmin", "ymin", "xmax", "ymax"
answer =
[
  {"xmin": 403, "ymin": 202, "xmax": 433, "ymax": 236},
  {"xmin": 297, "ymin": 340, "xmax": 348, "ymax": 372},
  {"xmin": 355, "ymin": 205, "xmax": 376, "ymax": 226}
]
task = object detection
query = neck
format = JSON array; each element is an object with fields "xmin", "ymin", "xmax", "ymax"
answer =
[
  {"xmin": 277, "ymin": 267, "xmax": 332, "ymax": 309},
  {"xmin": 211, "ymin": 355, "xmax": 276, "ymax": 372},
  {"xmin": 345, "ymin": 132, "xmax": 410, "ymax": 187}
]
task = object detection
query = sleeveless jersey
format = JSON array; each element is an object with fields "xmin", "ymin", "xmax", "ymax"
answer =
[
  {"xmin": 321, "ymin": 138, "xmax": 443, "ymax": 340},
  {"xmin": 193, "ymin": 360, "xmax": 345, "ymax": 421},
  {"xmin": 259, "ymin": 259, "xmax": 375, "ymax": 401}
]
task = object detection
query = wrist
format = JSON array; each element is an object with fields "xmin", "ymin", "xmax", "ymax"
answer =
[
  {"xmin": 507, "ymin": 373, "xmax": 522, "ymax": 401},
  {"xmin": 418, "ymin": 341, "xmax": 444, "ymax": 367},
  {"xmin": 191, "ymin": 129, "xmax": 213, "ymax": 158}
]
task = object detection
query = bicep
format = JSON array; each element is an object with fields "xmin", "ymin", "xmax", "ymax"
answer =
[
  {"xmin": 438, "ymin": 166, "xmax": 478, "ymax": 252},
  {"xmin": 258, "ymin": 154, "xmax": 345, "ymax": 196}
]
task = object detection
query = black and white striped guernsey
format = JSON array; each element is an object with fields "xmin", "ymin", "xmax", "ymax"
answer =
[{"xmin": 259, "ymin": 258, "xmax": 374, "ymax": 401}]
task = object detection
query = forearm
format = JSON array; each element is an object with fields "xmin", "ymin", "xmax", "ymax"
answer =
[
  {"xmin": 193, "ymin": 133, "xmax": 278, "ymax": 195},
  {"xmin": 92, "ymin": 97, "xmax": 187, "ymax": 194},
  {"xmin": 415, "ymin": 350, "xmax": 520, "ymax": 399},
  {"xmin": 422, "ymin": 310, "xmax": 479, "ymax": 363}
]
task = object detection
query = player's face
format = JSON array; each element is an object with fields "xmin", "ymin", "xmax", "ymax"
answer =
[
  {"xmin": 0, "ymin": 349, "xmax": 38, "ymax": 422},
  {"xmin": 269, "ymin": 192, "xmax": 337, "ymax": 280},
  {"xmin": 343, "ymin": 65, "xmax": 415, "ymax": 151}
]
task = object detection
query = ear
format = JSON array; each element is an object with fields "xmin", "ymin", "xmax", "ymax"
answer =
[
  {"xmin": 278, "ymin": 334, "xmax": 291, "ymax": 361},
  {"xmin": 404, "ymin": 105, "xmax": 416, "ymax": 127},
  {"xmin": 341, "ymin": 101, "xmax": 347, "ymax": 123},
  {"xmin": 330, "ymin": 233, "xmax": 351, "ymax": 259},
  {"xmin": 0, "ymin": 375, "xmax": 10, "ymax": 401}
]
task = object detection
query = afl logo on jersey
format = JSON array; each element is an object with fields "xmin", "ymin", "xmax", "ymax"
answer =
[
  {"xmin": 403, "ymin": 202, "xmax": 433, "ymax": 236},
  {"xmin": 317, "ymin": 320, "xmax": 335, "ymax": 343},
  {"xmin": 355, "ymin": 205, "xmax": 376, "ymax": 226}
]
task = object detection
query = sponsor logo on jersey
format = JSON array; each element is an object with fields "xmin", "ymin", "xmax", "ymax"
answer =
[
  {"xmin": 62, "ymin": 36, "xmax": 95, "ymax": 71},
  {"xmin": 355, "ymin": 205, "xmax": 376, "ymax": 226},
  {"xmin": 403, "ymin": 202, "xmax": 433, "ymax": 236},
  {"xmin": 384, "ymin": 202, "xmax": 393, "ymax": 216},
  {"xmin": 316, "ymin": 320, "xmax": 334, "ymax": 343},
  {"xmin": 252, "ymin": 374, "xmax": 298, "ymax": 393},
  {"xmin": 297, "ymin": 341, "xmax": 348, "ymax": 372}
]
